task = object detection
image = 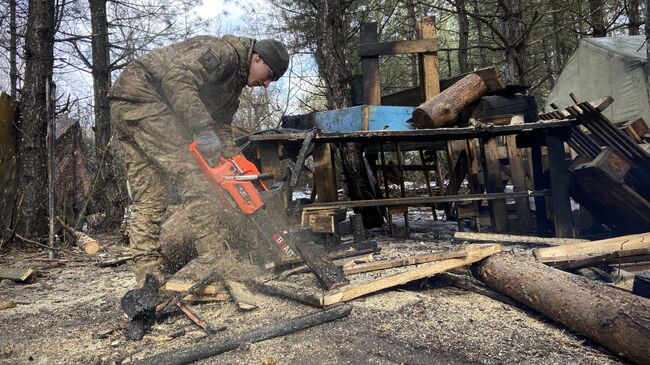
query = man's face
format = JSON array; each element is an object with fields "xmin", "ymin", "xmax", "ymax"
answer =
[{"xmin": 247, "ymin": 53, "xmax": 276, "ymax": 88}]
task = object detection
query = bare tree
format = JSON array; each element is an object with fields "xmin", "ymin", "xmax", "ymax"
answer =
[{"xmin": 13, "ymin": 0, "xmax": 56, "ymax": 241}]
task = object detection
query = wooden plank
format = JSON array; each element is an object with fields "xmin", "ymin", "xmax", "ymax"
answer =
[
  {"xmin": 505, "ymin": 134, "xmax": 533, "ymax": 232},
  {"xmin": 453, "ymin": 231, "xmax": 586, "ymax": 246},
  {"xmin": 344, "ymin": 250, "xmax": 467, "ymax": 275},
  {"xmin": 358, "ymin": 39, "xmax": 438, "ymax": 57},
  {"xmin": 529, "ymin": 144, "xmax": 550, "ymax": 235},
  {"xmin": 550, "ymin": 250, "xmax": 650, "ymax": 271},
  {"xmin": 546, "ymin": 133, "xmax": 574, "ymax": 237},
  {"xmin": 533, "ymin": 232, "xmax": 650, "ymax": 262},
  {"xmin": 294, "ymin": 242, "xmax": 349, "ymax": 290},
  {"xmin": 620, "ymin": 118, "xmax": 648, "ymax": 143},
  {"xmin": 360, "ymin": 23, "xmax": 380, "ymax": 105},
  {"xmin": 416, "ymin": 16, "xmax": 440, "ymax": 100},
  {"xmin": 482, "ymin": 137, "xmax": 509, "ymax": 232},
  {"xmin": 312, "ymin": 143, "xmax": 337, "ymax": 202},
  {"xmin": 322, "ymin": 244, "xmax": 501, "ymax": 306},
  {"xmin": 0, "ymin": 267, "xmax": 36, "ymax": 283}
]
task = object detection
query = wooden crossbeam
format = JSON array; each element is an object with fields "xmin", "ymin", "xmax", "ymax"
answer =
[{"xmin": 358, "ymin": 39, "xmax": 438, "ymax": 57}]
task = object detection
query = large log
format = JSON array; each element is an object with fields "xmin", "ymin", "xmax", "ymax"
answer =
[
  {"xmin": 473, "ymin": 252, "xmax": 650, "ymax": 365},
  {"xmin": 412, "ymin": 72, "xmax": 487, "ymax": 128}
]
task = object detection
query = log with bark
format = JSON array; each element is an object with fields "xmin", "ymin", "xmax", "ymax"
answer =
[
  {"xmin": 55, "ymin": 216, "xmax": 100, "ymax": 255},
  {"xmin": 412, "ymin": 72, "xmax": 487, "ymax": 128},
  {"xmin": 473, "ymin": 252, "xmax": 650, "ymax": 365}
]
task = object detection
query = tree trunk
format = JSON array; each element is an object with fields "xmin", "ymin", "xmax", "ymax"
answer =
[
  {"xmin": 499, "ymin": 0, "xmax": 527, "ymax": 84},
  {"xmin": 588, "ymin": 0, "xmax": 607, "ymax": 36},
  {"xmin": 89, "ymin": 0, "xmax": 126, "ymax": 228},
  {"xmin": 9, "ymin": 0, "xmax": 18, "ymax": 97},
  {"xmin": 14, "ymin": 0, "xmax": 56, "ymax": 242},
  {"xmin": 471, "ymin": 0, "xmax": 488, "ymax": 67},
  {"xmin": 627, "ymin": 0, "xmax": 640, "ymax": 35},
  {"xmin": 456, "ymin": 0, "xmax": 470, "ymax": 74},
  {"xmin": 314, "ymin": 1, "xmax": 383, "ymax": 227},
  {"xmin": 473, "ymin": 252, "xmax": 650, "ymax": 365},
  {"xmin": 405, "ymin": 0, "xmax": 419, "ymax": 87}
]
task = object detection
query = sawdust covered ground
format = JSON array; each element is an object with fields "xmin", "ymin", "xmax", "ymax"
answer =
[{"xmin": 0, "ymin": 217, "xmax": 629, "ymax": 365}]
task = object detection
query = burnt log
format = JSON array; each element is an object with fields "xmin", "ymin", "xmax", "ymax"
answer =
[
  {"xmin": 473, "ymin": 252, "xmax": 650, "ymax": 365},
  {"xmin": 412, "ymin": 73, "xmax": 487, "ymax": 128}
]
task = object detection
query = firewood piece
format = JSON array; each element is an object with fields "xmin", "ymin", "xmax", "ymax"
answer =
[
  {"xmin": 0, "ymin": 300, "xmax": 17, "ymax": 310},
  {"xmin": 620, "ymin": 118, "xmax": 648, "ymax": 143},
  {"xmin": 322, "ymin": 245, "xmax": 501, "ymax": 306},
  {"xmin": 633, "ymin": 272, "xmax": 650, "ymax": 298},
  {"xmin": 55, "ymin": 216, "xmax": 101, "ymax": 255},
  {"xmin": 473, "ymin": 252, "xmax": 650, "ymax": 365},
  {"xmin": 412, "ymin": 73, "xmax": 487, "ymax": 129},
  {"xmin": 534, "ymin": 232, "xmax": 650, "ymax": 263},
  {"xmin": 176, "ymin": 302, "xmax": 225, "ymax": 334},
  {"xmin": 0, "ymin": 267, "xmax": 36, "ymax": 283},
  {"xmin": 95, "ymin": 256, "xmax": 132, "ymax": 268},
  {"xmin": 130, "ymin": 305, "xmax": 353, "ymax": 365},
  {"xmin": 294, "ymin": 242, "xmax": 349, "ymax": 290},
  {"xmin": 453, "ymin": 231, "xmax": 586, "ymax": 246},
  {"xmin": 224, "ymin": 280, "xmax": 258, "ymax": 310},
  {"xmin": 343, "ymin": 250, "xmax": 467, "ymax": 275}
]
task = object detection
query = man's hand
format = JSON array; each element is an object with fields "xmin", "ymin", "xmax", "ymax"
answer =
[{"xmin": 194, "ymin": 128, "xmax": 222, "ymax": 167}]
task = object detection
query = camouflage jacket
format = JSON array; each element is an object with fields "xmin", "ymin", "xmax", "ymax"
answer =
[{"xmin": 108, "ymin": 35, "xmax": 253, "ymax": 132}]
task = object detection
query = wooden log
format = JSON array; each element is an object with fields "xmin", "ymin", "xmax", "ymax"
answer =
[
  {"xmin": 452, "ymin": 231, "xmax": 586, "ymax": 246},
  {"xmin": 130, "ymin": 305, "xmax": 352, "ymax": 365},
  {"xmin": 533, "ymin": 232, "xmax": 650, "ymax": 263},
  {"xmin": 412, "ymin": 72, "xmax": 487, "ymax": 128},
  {"xmin": 294, "ymin": 242, "xmax": 349, "ymax": 290},
  {"xmin": 55, "ymin": 216, "xmax": 100, "ymax": 255},
  {"xmin": 473, "ymin": 252, "xmax": 650, "ymax": 365}
]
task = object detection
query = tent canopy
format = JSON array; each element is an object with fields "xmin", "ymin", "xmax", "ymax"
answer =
[{"xmin": 544, "ymin": 36, "xmax": 649, "ymax": 126}]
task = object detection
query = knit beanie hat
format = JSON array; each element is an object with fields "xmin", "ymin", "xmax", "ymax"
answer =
[{"xmin": 253, "ymin": 39, "xmax": 289, "ymax": 80}]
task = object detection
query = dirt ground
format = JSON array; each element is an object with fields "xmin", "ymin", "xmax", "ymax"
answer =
[{"xmin": 0, "ymin": 215, "xmax": 630, "ymax": 365}]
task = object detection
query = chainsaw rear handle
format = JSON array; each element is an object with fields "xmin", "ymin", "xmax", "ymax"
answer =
[{"xmin": 188, "ymin": 141, "xmax": 268, "ymax": 214}]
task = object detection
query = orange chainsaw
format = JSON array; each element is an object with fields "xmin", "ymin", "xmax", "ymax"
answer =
[{"xmin": 188, "ymin": 142, "xmax": 299, "ymax": 262}]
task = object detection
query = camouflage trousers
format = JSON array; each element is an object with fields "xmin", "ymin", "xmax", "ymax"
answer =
[{"xmin": 111, "ymin": 100, "xmax": 248, "ymax": 287}]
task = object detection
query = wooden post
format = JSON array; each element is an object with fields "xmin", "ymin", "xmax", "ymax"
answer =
[
  {"xmin": 505, "ymin": 135, "xmax": 533, "ymax": 232},
  {"xmin": 312, "ymin": 143, "xmax": 337, "ymax": 202},
  {"xmin": 257, "ymin": 141, "xmax": 282, "ymax": 185},
  {"xmin": 482, "ymin": 137, "xmax": 509, "ymax": 232},
  {"xmin": 530, "ymin": 144, "xmax": 550, "ymax": 235},
  {"xmin": 394, "ymin": 142, "xmax": 409, "ymax": 227},
  {"xmin": 360, "ymin": 23, "xmax": 380, "ymax": 105},
  {"xmin": 418, "ymin": 149, "xmax": 437, "ymax": 220},
  {"xmin": 416, "ymin": 16, "xmax": 440, "ymax": 100},
  {"xmin": 545, "ymin": 132, "xmax": 573, "ymax": 238}
]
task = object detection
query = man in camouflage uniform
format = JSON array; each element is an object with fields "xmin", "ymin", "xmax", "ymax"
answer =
[{"xmin": 109, "ymin": 35, "xmax": 289, "ymax": 287}]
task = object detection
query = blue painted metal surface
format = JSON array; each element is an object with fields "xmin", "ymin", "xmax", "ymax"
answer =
[{"xmin": 311, "ymin": 105, "xmax": 415, "ymax": 132}]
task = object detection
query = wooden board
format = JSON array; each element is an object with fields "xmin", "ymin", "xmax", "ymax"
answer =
[
  {"xmin": 322, "ymin": 244, "xmax": 501, "ymax": 306},
  {"xmin": 453, "ymin": 231, "xmax": 586, "ymax": 246},
  {"xmin": 534, "ymin": 232, "xmax": 650, "ymax": 263},
  {"xmin": 312, "ymin": 143, "xmax": 337, "ymax": 202},
  {"xmin": 416, "ymin": 16, "xmax": 440, "ymax": 100},
  {"xmin": 0, "ymin": 267, "xmax": 36, "ymax": 283},
  {"xmin": 343, "ymin": 250, "xmax": 467, "ymax": 275}
]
